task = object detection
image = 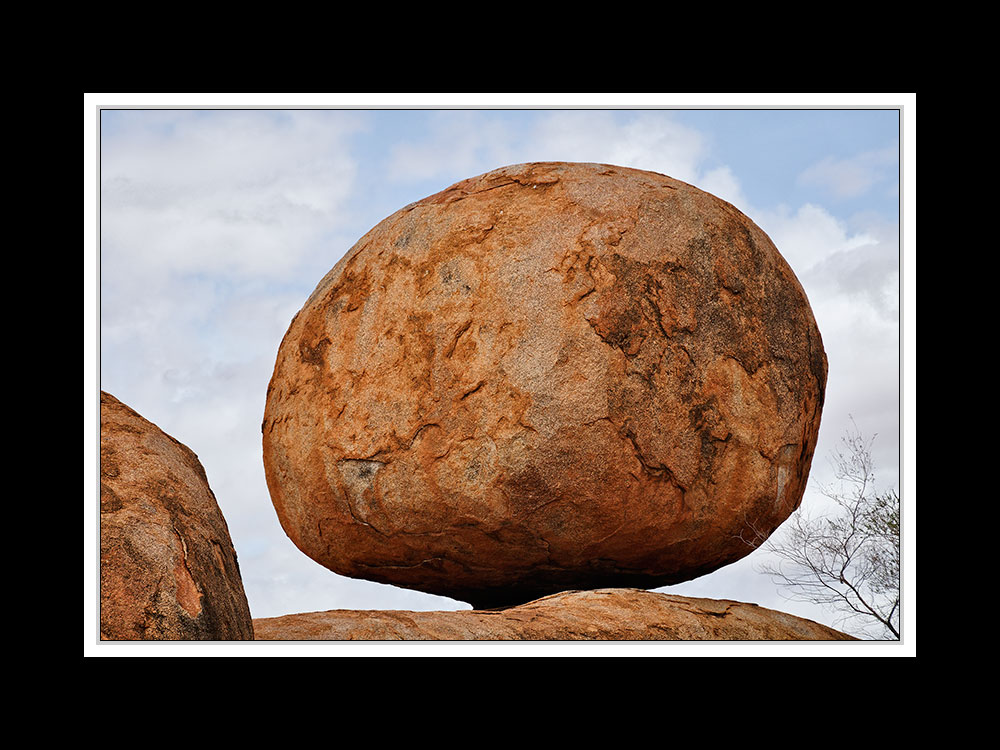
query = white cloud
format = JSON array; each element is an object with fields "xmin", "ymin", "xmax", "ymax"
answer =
[
  {"xmin": 385, "ymin": 110, "xmax": 711, "ymax": 189},
  {"xmin": 527, "ymin": 111, "xmax": 708, "ymax": 184},
  {"xmin": 100, "ymin": 109, "xmax": 370, "ymax": 410},
  {"xmin": 797, "ymin": 146, "xmax": 898, "ymax": 200},
  {"xmin": 386, "ymin": 111, "xmax": 519, "ymax": 184},
  {"xmin": 524, "ymin": 111, "xmax": 706, "ymax": 187},
  {"xmin": 756, "ymin": 203, "xmax": 882, "ymax": 278},
  {"xmin": 101, "ymin": 110, "xmax": 366, "ymax": 280},
  {"xmin": 696, "ymin": 165, "xmax": 750, "ymax": 211}
]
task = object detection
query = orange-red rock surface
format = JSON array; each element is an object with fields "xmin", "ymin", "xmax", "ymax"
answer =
[
  {"xmin": 253, "ymin": 588, "xmax": 854, "ymax": 641},
  {"xmin": 262, "ymin": 162, "xmax": 827, "ymax": 609},
  {"xmin": 100, "ymin": 392, "xmax": 254, "ymax": 640}
]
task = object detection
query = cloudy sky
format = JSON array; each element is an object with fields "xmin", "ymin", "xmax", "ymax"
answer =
[{"xmin": 86, "ymin": 94, "xmax": 914, "ymax": 652}]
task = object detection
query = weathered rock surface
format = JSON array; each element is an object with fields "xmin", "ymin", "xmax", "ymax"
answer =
[
  {"xmin": 262, "ymin": 161, "xmax": 827, "ymax": 609},
  {"xmin": 100, "ymin": 391, "xmax": 254, "ymax": 640},
  {"xmin": 252, "ymin": 588, "xmax": 854, "ymax": 641}
]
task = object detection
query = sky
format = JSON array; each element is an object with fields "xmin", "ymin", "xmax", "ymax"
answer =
[{"xmin": 85, "ymin": 94, "xmax": 915, "ymax": 655}]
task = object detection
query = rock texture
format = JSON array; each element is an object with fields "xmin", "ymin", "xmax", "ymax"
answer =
[
  {"xmin": 100, "ymin": 391, "xmax": 254, "ymax": 640},
  {"xmin": 253, "ymin": 588, "xmax": 854, "ymax": 641},
  {"xmin": 262, "ymin": 161, "xmax": 827, "ymax": 609}
]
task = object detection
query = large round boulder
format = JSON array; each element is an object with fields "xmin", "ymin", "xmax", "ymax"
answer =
[
  {"xmin": 101, "ymin": 391, "xmax": 254, "ymax": 640},
  {"xmin": 262, "ymin": 162, "xmax": 827, "ymax": 609}
]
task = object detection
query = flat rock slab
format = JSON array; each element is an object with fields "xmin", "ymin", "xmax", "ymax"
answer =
[
  {"xmin": 100, "ymin": 391, "xmax": 254, "ymax": 640},
  {"xmin": 263, "ymin": 161, "xmax": 828, "ymax": 609},
  {"xmin": 252, "ymin": 588, "xmax": 854, "ymax": 641}
]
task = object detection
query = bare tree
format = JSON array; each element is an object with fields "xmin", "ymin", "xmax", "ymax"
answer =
[{"xmin": 753, "ymin": 422, "xmax": 900, "ymax": 640}]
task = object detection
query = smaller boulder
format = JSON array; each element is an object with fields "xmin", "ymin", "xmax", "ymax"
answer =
[
  {"xmin": 100, "ymin": 391, "xmax": 253, "ymax": 640},
  {"xmin": 252, "ymin": 588, "xmax": 855, "ymax": 641}
]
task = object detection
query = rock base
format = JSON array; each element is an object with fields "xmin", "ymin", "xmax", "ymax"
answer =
[{"xmin": 252, "ymin": 588, "xmax": 854, "ymax": 641}]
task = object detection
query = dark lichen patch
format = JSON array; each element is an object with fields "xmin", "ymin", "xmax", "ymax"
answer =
[
  {"xmin": 698, "ymin": 421, "xmax": 730, "ymax": 468},
  {"xmin": 339, "ymin": 458, "xmax": 384, "ymax": 484},
  {"xmin": 100, "ymin": 481, "xmax": 124, "ymax": 513},
  {"xmin": 149, "ymin": 477, "xmax": 193, "ymax": 522},
  {"xmin": 687, "ymin": 398, "xmax": 718, "ymax": 433},
  {"xmin": 684, "ymin": 235, "xmax": 715, "ymax": 268},
  {"xmin": 809, "ymin": 335, "xmax": 828, "ymax": 405},
  {"xmin": 464, "ymin": 459, "xmax": 482, "ymax": 483},
  {"xmin": 100, "ymin": 449, "xmax": 120, "ymax": 479},
  {"xmin": 337, "ymin": 459, "xmax": 386, "ymax": 525},
  {"xmin": 584, "ymin": 253, "xmax": 669, "ymax": 357},
  {"xmin": 438, "ymin": 261, "xmax": 470, "ymax": 291},
  {"xmin": 326, "ymin": 262, "xmax": 375, "ymax": 314},
  {"xmin": 298, "ymin": 336, "xmax": 331, "ymax": 366},
  {"xmin": 504, "ymin": 465, "xmax": 556, "ymax": 515}
]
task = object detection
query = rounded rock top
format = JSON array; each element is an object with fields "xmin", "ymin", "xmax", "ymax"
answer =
[
  {"xmin": 101, "ymin": 391, "xmax": 254, "ymax": 639},
  {"xmin": 262, "ymin": 161, "xmax": 827, "ymax": 609}
]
